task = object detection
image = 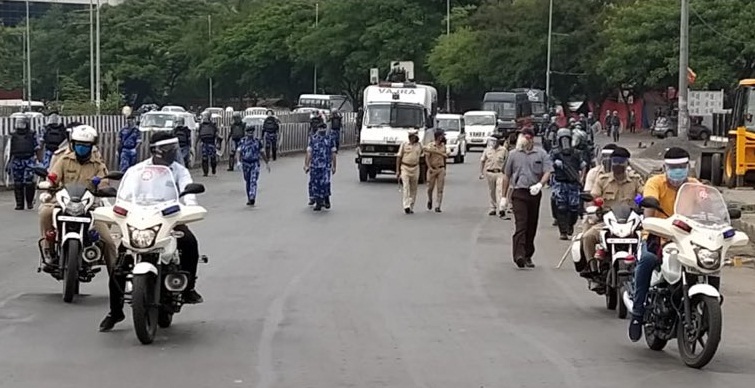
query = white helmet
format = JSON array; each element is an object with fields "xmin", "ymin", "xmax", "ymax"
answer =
[{"xmin": 70, "ymin": 125, "xmax": 98, "ymax": 144}]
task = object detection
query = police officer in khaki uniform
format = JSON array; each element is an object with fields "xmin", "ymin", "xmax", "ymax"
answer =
[
  {"xmin": 424, "ymin": 130, "xmax": 448, "ymax": 212},
  {"xmin": 479, "ymin": 134, "xmax": 508, "ymax": 216},
  {"xmin": 396, "ymin": 129, "xmax": 423, "ymax": 214},
  {"xmin": 580, "ymin": 147, "xmax": 643, "ymax": 267}
]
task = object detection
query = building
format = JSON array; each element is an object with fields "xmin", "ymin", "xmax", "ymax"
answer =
[{"xmin": 0, "ymin": 0, "xmax": 123, "ymax": 26}]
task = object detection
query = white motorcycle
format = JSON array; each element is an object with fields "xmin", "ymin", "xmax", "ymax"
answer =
[
  {"xmin": 33, "ymin": 167, "xmax": 123, "ymax": 303},
  {"xmin": 93, "ymin": 164, "xmax": 207, "ymax": 345},
  {"xmin": 625, "ymin": 183, "xmax": 748, "ymax": 368},
  {"xmin": 572, "ymin": 194, "xmax": 643, "ymax": 318}
]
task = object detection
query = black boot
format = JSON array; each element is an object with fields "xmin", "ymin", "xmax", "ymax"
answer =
[
  {"xmin": 211, "ymin": 160, "xmax": 217, "ymax": 175},
  {"xmin": 202, "ymin": 160, "xmax": 209, "ymax": 176},
  {"xmin": 25, "ymin": 184, "xmax": 35, "ymax": 209},
  {"xmin": 227, "ymin": 155, "xmax": 235, "ymax": 171},
  {"xmin": 13, "ymin": 184, "xmax": 24, "ymax": 210},
  {"xmin": 556, "ymin": 212, "xmax": 569, "ymax": 240}
]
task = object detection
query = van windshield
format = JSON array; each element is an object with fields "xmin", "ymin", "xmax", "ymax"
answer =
[
  {"xmin": 532, "ymin": 102, "xmax": 546, "ymax": 115},
  {"xmin": 365, "ymin": 104, "xmax": 424, "ymax": 128},
  {"xmin": 465, "ymin": 115, "xmax": 496, "ymax": 126},
  {"xmin": 140, "ymin": 113, "xmax": 176, "ymax": 128},
  {"xmin": 436, "ymin": 119, "xmax": 461, "ymax": 131},
  {"xmin": 483, "ymin": 102, "xmax": 515, "ymax": 119}
]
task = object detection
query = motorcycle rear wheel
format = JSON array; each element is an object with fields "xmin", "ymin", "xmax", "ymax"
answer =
[
  {"xmin": 62, "ymin": 241, "xmax": 81, "ymax": 303},
  {"xmin": 678, "ymin": 295, "xmax": 722, "ymax": 369},
  {"xmin": 132, "ymin": 275, "xmax": 158, "ymax": 345}
]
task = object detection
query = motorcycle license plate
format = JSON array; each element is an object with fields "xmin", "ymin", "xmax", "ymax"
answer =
[
  {"xmin": 362, "ymin": 158, "xmax": 373, "ymax": 165},
  {"xmin": 606, "ymin": 238, "xmax": 638, "ymax": 244},
  {"xmin": 58, "ymin": 215, "xmax": 91, "ymax": 223}
]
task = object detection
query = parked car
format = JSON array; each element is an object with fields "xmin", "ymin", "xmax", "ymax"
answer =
[{"xmin": 651, "ymin": 116, "xmax": 711, "ymax": 140}]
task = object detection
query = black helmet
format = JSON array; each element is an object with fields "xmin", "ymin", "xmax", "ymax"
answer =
[{"xmin": 149, "ymin": 132, "xmax": 179, "ymax": 166}]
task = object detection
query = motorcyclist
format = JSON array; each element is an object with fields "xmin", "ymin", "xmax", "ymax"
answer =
[
  {"xmin": 40, "ymin": 125, "xmax": 117, "ymax": 293},
  {"xmin": 227, "ymin": 112, "xmax": 246, "ymax": 171},
  {"xmin": 41, "ymin": 111, "xmax": 67, "ymax": 169},
  {"xmin": 572, "ymin": 123, "xmax": 593, "ymax": 169},
  {"xmin": 550, "ymin": 128, "xmax": 586, "ymax": 240},
  {"xmin": 197, "ymin": 112, "xmax": 220, "ymax": 176},
  {"xmin": 100, "ymin": 131, "xmax": 204, "ymax": 332},
  {"xmin": 584, "ymin": 144, "xmax": 617, "ymax": 192},
  {"xmin": 579, "ymin": 147, "xmax": 643, "ymax": 274},
  {"xmin": 629, "ymin": 147, "xmax": 698, "ymax": 342},
  {"xmin": 173, "ymin": 117, "xmax": 192, "ymax": 167}
]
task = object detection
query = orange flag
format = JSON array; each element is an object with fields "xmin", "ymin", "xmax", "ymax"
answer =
[{"xmin": 687, "ymin": 67, "xmax": 697, "ymax": 85}]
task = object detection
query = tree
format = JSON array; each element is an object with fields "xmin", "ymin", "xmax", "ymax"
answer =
[{"xmin": 0, "ymin": 26, "xmax": 24, "ymax": 91}]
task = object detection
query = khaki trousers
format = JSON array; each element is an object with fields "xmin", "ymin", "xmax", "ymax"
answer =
[
  {"xmin": 39, "ymin": 203, "xmax": 117, "ymax": 270},
  {"xmin": 426, "ymin": 167, "xmax": 446, "ymax": 207},
  {"xmin": 400, "ymin": 165, "xmax": 419, "ymax": 209},
  {"xmin": 486, "ymin": 172, "xmax": 503, "ymax": 211}
]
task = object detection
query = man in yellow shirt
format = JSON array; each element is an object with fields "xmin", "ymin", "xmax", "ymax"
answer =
[{"xmin": 629, "ymin": 147, "xmax": 698, "ymax": 342}]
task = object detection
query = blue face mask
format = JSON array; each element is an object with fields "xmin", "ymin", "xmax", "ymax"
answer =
[
  {"xmin": 74, "ymin": 144, "xmax": 92, "ymax": 158},
  {"xmin": 666, "ymin": 167, "xmax": 688, "ymax": 183}
]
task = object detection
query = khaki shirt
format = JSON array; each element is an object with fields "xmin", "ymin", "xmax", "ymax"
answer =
[
  {"xmin": 398, "ymin": 141, "xmax": 422, "ymax": 166},
  {"xmin": 481, "ymin": 146, "xmax": 508, "ymax": 171},
  {"xmin": 590, "ymin": 171, "xmax": 644, "ymax": 209},
  {"xmin": 49, "ymin": 143, "xmax": 103, "ymax": 171},
  {"xmin": 424, "ymin": 142, "xmax": 447, "ymax": 169},
  {"xmin": 49, "ymin": 149, "xmax": 109, "ymax": 192}
]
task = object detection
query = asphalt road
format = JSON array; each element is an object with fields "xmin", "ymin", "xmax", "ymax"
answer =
[{"xmin": 1, "ymin": 148, "xmax": 754, "ymax": 388}]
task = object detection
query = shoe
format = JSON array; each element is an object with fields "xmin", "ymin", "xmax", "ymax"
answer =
[
  {"xmin": 308, "ymin": 198, "xmax": 315, "ymax": 206},
  {"xmin": 488, "ymin": 210, "xmax": 496, "ymax": 216},
  {"xmin": 203, "ymin": 173, "xmax": 208, "ymax": 177},
  {"xmin": 324, "ymin": 198, "xmax": 331, "ymax": 209},
  {"xmin": 525, "ymin": 258, "xmax": 535, "ymax": 268},
  {"xmin": 435, "ymin": 207, "xmax": 441, "ymax": 213},
  {"xmin": 427, "ymin": 200, "xmax": 432, "ymax": 210},
  {"xmin": 552, "ymin": 219, "xmax": 558, "ymax": 226},
  {"xmin": 628, "ymin": 316, "xmax": 643, "ymax": 342},
  {"xmin": 314, "ymin": 203, "xmax": 323, "ymax": 211},
  {"xmin": 246, "ymin": 200, "xmax": 253, "ymax": 206},
  {"xmin": 514, "ymin": 257, "xmax": 526, "ymax": 269},
  {"xmin": 183, "ymin": 289, "xmax": 204, "ymax": 304},
  {"xmin": 559, "ymin": 233, "xmax": 568, "ymax": 240},
  {"xmin": 99, "ymin": 311, "xmax": 125, "ymax": 332},
  {"xmin": 404, "ymin": 207, "xmax": 411, "ymax": 214},
  {"xmin": 25, "ymin": 184, "xmax": 35, "ymax": 209},
  {"xmin": 14, "ymin": 185, "xmax": 24, "ymax": 210},
  {"xmin": 250, "ymin": 199, "xmax": 256, "ymax": 206},
  {"xmin": 409, "ymin": 208, "xmax": 414, "ymax": 214}
]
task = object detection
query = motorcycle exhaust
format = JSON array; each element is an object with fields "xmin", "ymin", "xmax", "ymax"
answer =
[
  {"xmin": 622, "ymin": 290, "xmax": 634, "ymax": 313},
  {"xmin": 164, "ymin": 273, "xmax": 188, "ymax": 292},
  {"xmin": 82, "ymin": 245, "xmax": 102, "ymax": 263}
]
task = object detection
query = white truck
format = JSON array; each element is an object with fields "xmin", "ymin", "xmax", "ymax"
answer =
[{"xmin": 355, "ymin": 82, "xmax": 438, "ymax": 182}]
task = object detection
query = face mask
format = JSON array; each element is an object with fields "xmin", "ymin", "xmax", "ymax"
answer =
[
  {"xmin": 667, "ymin": 167, "xmax": 688, "ymax": 184},
  {"xmin": 74, "ymin": 144, "xmax": 92, "ymax": 158},
  {"xmin": 612, "ymin": 165, "xmax": 627, "ymax": 176},
  {"xmin": 155, "ymin": 147, "xmax": 178, "ymax": 166}
]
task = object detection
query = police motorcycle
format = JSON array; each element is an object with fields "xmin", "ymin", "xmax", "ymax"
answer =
[
  {"xmin": 624, "ymin": 184, "xmax": 748, "ymax": 368},
  {"xmin": 572, "ymin": 193, "xmax": 643, "ymax": 318},
  {"xmin": 33, "ymin": 167, "xmax": 124, "ymax": 303},
  {"xmin": 93, "ymin": 164, "xmax": 207, "ymax": 345}
]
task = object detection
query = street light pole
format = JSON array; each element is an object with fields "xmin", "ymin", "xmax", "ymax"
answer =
[
  {"xmin": 25, "ymin": 0, "xmax": 31, "ymax": 109},
  {"xmin": 208, "ymin": 14, "xmax": 213, "ymax": 107},
  {"xmin": 445, "ymin": 0, "xmax": 451, "ymax": 112},
  {"xmin": 313, "ymin": 3, "xmax": 318, "ymax": 94},
  {"xmin": 90, "ymin": 0, "xmax": 94, "ymax": 103},
  {"xmin": 95, "ymin": 0, "xmax": 101, "ymax": 115},
  {"xmin": 677, "ymin": 0, "xmax": 690, "ymax": 137},
  {"xmin": 545, "ymin": 0, "xmax": 553, "ymax": 106}
]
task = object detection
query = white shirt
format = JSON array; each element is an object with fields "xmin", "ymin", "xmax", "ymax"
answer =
[{"xmin": 133, "ymin": 158, "xmax": 198, "ymax": 206}]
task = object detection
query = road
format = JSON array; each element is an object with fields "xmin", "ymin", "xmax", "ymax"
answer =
[{"xmin": 1, "ymin": 148, "xmax": 755, "ymax": 388}]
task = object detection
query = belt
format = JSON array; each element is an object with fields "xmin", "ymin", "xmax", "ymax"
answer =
[
  {"xmin": 401, "ymin": 162, "xmax": 418, "ymax": 167},
  {"xmin": 487, "ymin": 169, "xmax": 502, "ymax": 173}
]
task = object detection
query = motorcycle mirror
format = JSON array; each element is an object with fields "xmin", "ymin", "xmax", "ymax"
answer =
[
  {"xmin": 179, "ymin": 183, "xmax": 205, "ymax": 197},
  {"xmin": 95, "ymin": 186, "xmax": 117, "ymax": 198},
  {"xmin": 579, "ymin": 192, "xmax": 594, "ymax": 202},
  {"xmin": 92, "ymin": 176, "xmax": 101, "ymax": 187},
  {"xmin": 105, "ymin": 171, "xmax": 124, "ymax": 181},
  {"xmin": 33, "ymin": 167, "xmax": 48, "ymax": 178},
  {"xmin": 728, "ymin": 208, "xmax": 742, "ymax": 220}
]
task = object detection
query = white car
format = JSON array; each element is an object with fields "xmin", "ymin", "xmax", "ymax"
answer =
[
  {"xmin": 245, "ymin": 107, "xmax": 270, "ymax": 116},
  {"xmin": 463, "ymin": 110, "xmax": 498, "ymax": 151},
  {"xmin": 139, "ymin": 112, "xmax": 179, "ymax": 132},
  {"xmin": 161, "ymin": 105, "xmax": 186, "ymax": 113},
  {"xmin": 436, "ymin": 114, "xmax": 466, "ymax": 163}
]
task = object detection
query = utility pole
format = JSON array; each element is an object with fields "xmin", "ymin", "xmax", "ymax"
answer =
[
  {"xmin": 21, "ymin": 30, "xmax": 27, "ymax": 104},
  {"xmin": 545, "ymin": 0, "xmax": 553, "ymax": 106},
  {"xmin": 445, "ymin": 0, "xmax": 451, "ymax": 112},
  {"xmin": 677, "ymin": 0, "xmax": 690, "ymax": 137},
  {"xmin": 313, "ymin": 3, "xmax": 318, "ymax": 93},
  {"xmin": 208, "ymin": 14, "xmax": 213, "ymax": 107},
  {"xmin": 90, "ymin": 0, "xmax": 94, "ymax": 103},
  {"xmin": 95, "ymin": 0, "xmax": 101, "ymax": 115},
  {"xmin": 25, "ymin": 0, "xmax": 31, "ymax": 110}
]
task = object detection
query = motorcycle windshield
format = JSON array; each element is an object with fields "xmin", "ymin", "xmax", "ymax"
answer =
[
  {"xmin": 674, "ymin": 183, "xmax": 730, "ymax": 228},
  {"xmin": 116, "ymin": 165, "xmax": 179, "ymax": 207}
]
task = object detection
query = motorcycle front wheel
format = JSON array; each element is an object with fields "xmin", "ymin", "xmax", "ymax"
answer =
[
  {"xmin": 677, "ymin": 295, "xmax": 722, "ymax": 369},
  {"xmin": 62, "ymin": 241, "xmax": 81, "ymax": 303},
  {"xmin": 132, "ymin": 275, "xmax": 158, "ymax": 345}
]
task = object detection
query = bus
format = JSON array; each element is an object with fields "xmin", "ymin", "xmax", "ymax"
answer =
[{"xmin": 296, "ymin": 94, "xmax": 354, "ymax": 113}]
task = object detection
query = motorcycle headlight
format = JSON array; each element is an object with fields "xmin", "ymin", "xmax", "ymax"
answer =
[
  {"xmin": 128, "ymin": 224, "xmax": 161, "ymax": 249},
  {"xmin": 694, "ymin": 244, "xmax": 722, "ymax": 270},
  {"xmin": 66, "ymin": 201, "xmax": 85, "ymax": 216}
]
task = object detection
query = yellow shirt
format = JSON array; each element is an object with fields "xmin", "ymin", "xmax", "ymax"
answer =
[
  {"xmin": 481, "ymin": 146, "xmax": 508, "ymax": 171},
  {"xmin": 423, "ymin": 142, "xmax": 447, "ymax": 169},
  {"xmin": 643, "ymin": 174, "xmax": 699, "ymax": 219},
  {"xmin": 398, "ymin": 142, "xmax": 422, "ymax": 166}
]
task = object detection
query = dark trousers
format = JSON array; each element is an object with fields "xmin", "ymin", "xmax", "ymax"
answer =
[
  {"xmin": 109, "ymin": 225, "xmax": 200, "ymax": 314},
  {"xmin": 511, "ymin": 188, "xmax": 542, "ymax": 262}
]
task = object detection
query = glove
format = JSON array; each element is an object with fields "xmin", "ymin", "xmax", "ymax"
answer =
[
  {"xmin": 499, "ymin": 197, "xmax": 508, "ymax": 210},
  {"xmin": 235, "ymin": 161, "xmax": 242, "ymax": 170},
  {"xmin": 554, "ymin": 160, "xmax": 563, "ymax": 168},
  {"xmin": 529, "ymin": 182, "xmax": 543, "ymax": 196}
]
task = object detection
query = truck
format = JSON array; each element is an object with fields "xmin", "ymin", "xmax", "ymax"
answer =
[
  {"xmin": 512, "ymin": 88, "xmax": 547, "ymax": 132},
  {"xmin": 482, "ymin": 91, "xmax": 532, "ymax": 132},
  {"xmin": 355, "ymin": 81, "xmax": 438, "ymax": 183}
]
